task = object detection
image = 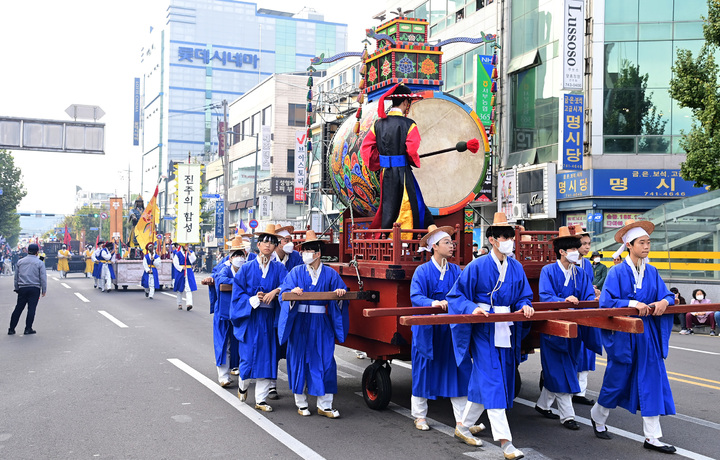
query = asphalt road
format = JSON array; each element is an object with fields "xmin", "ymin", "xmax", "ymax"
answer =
[{"xmin": 1, "ymin": 272, "xmax": 719, "ymax": 460}]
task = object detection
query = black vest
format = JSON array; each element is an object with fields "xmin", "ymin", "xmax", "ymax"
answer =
[{"xmin": 373, "ymin": 114, "xmax": 416, "ymax": 159}]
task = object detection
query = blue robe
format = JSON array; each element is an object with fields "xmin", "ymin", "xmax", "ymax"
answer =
[
  {"xmin": 447, "ymin": 254, "xmax": 533, "ymax": 409},
  {"xmin": 538, "ymin": 262, "xmax": 601, "ymax": 394},
  {"xmin": 208, "ymin": 256, "xmax": 229, "ymax": 314},
  {"xmin": 410, "ymin": 260, "xmax": 471, "ymax": 399},
  {"xmin": 577, "ymin": 257, "xmax": 599, "ymax": 372},
  {"xmin": 274, "ymin": 250, "xmax": 303, "ymax": 272},
  {"xmin": 141, "ymin": 253, "xmax": 160, "ymax": 289},
  {"xmin": 99, "ymin": 249, "xmax": 115, "ymax": 279},
  {"xmin": 230, "ymin": 258, "xmax": 287, "ymax": 380},
  {"xmin": 278, "ymin": 264, "xmax": 349, "ymax": 396},
  {"xmin": 170, "ymin": 249, "xmax": 178, "ymax": 279},
  {"xmin": 173, "ymin": 251, "xmax": 197, "ymax": 292},
  {"xmin": 597, "ymin": 260, "xmax": 675, "ymax": 416},
  {"xmin": 92, "ymin": 250, "xmax": 102, "ymax": 278},
  {"xmin": 213, "ymin": 263, "xmax": 240, "ymax": 368}
]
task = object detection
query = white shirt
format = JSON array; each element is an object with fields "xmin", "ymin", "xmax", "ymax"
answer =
[{"xmin": 306, "ymin": 262, "xmax": 323, "ymax": 286}]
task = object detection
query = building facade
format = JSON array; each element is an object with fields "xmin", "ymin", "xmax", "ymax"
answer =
[{"xmin": 138, "ymin": 0, "xmax": 348, "ymax": 221}]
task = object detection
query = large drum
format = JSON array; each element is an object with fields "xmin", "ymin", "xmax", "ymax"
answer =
[{"xmin": 328, "ymin": 91, "xmax": 489, "ymax": 217}]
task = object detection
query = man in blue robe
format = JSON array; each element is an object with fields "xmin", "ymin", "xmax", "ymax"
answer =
[
  {"xmin": 590, "ymin": 220, "xmax": 676, "ymax": 454},
  {"xmin": 279, "ymin": 230, "xmax": 349, "ymax": 418},
  {"xmin": 98, "ymin": 242, "xmax": 116, "ymax": 293},
  {"xmin": 173, "ymin": 245, "xmax": 197, "ymax": 311},
  {"xmin": 212, "ymin": 238, "xmax": 245, "ymax": 387},
  {"xmin": 92, "ymin": 241, "xmax": 103, "ymax": 289},
  {"xmin": 230, "ymin": 224, "xmax": 288, "ymax": 412},
  {"xmin": 410, "ymin": 225, "xmax": 478, "ymax": 434},
  {"xmin": 536, "ymin": 227, "xmax": 600, "ymax": 430},
  {"xmin": 570, "ymin": 225, "xmax": 601, "ymax": 406},
  {"xmin": 448, "ymin": 212, "xmax": 534, "ymax": 460},
  {"xmin": 141, "ymin": 242, "xmax": 160, "ymax": 299}
]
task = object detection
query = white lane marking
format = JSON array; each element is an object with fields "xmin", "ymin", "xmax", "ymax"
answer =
[
  {"xmin": 392, "ymin": 360, "xmax": 412, "ymax": 370},
  {"xmin": 514, "ymin": 397, "xmax": 713, "ymax": 460},
  {"xmin": 52, "ymin": 277, "xmax": 59, "ymax": 281},
  {"xmin": 168, "ymin": 358, "xmax": 326, "ymax": 460},
  {"xmin": 669, "ymin": 345, "xmax": 720, "ymax": 356},
  {"xmin": 337, "ymin": 370, "xmax": 354, "ymax": 379},
  {"xmin": 161, "ymin": 292, "xmax": 186, "ymax": 301},
  {"xmin": 334, "ymin": 355, "xmax": 368, "ymax": 374},
  {"xmin": 61, "ymin": 282, "xmax": 71, "ymax": 289},
  {"xmin": 97, "ymin": 311, "xmax": 129, "ymax": 328},
  {"xmin": 74, "ymin": 293, "xmax": 90, "ymax": 303}
]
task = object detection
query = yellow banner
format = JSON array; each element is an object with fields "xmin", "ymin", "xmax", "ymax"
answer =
[{"xmin": 134, "ymin": 187, "xmax": 158, "ymax": 250}]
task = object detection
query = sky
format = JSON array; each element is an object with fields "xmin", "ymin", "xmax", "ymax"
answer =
[{"xmin": 1, "ymin": 0, "xmax": 386, "ymax": 221}]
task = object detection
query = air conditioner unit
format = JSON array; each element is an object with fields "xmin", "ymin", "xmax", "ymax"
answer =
[{"xmin": 512, "ymin": 203, "xmax": 527, "ymax": 219}]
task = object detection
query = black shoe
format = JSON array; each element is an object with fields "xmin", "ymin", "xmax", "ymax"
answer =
[
  {"xmin": 267, "ymin": 388, "xmax": 279, "ymax": 400},
  {"xmin": 572, "ymin": 395, "xmax": 595, "ymax": 406},
  {"xmin": 539, "ymin": 371, "xmax": 544, "ymax": 390},
  {"xmin": 643, "ymin": 441, "xmax": 676, "ymax": 454},
  {"xmin": 591, "ymin": 419, "xmax": 612, "ymax": 439},
  {"xmin": 24, "ymin": 329, "xmax": 36, "ymax": 335},
  {"xmin": 186, "ymin": 305, "xmax": 193, "ymax": 311},
  {"xmin": 535, "ymin": 405, "xmax": 560, "ymax": 419},
  {"xmin": 8, "ymin": 328, "xmax": 15, "ymax": 335},
  {"xmin": 145, "ymin": 291, "xmax": 149, "ymax": 297},
  {"xmin": 562, "ymin": 419, "xmax": 580, "ymax": 430}
]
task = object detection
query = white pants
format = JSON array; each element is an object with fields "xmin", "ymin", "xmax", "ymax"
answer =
[
  {"xmin": 411, "ymin": 395, "xmax": 468, "ymax": 424},
  {"xmin": 101, "ymin": 265, "xmax": 113, "ymax": 291},
  {"xmin": 537, "ymin": 387, "xmax": 575, "ymax": 422},
  {"xmin": 216, "ymin": 341, "xmax": 231, "ymax": 382},
  {"xmin": 577, "ymin": 371, "xmax": 589, "ymax": 396},
  {"xmin": 591, "ymin": 403, "xmax": 663, "ymax": 439},
  {"xmin": 240, "ymin": 378, "xmax": 273, "ymax": 404},
  {"xmin": 294, "ymin": 392, "xmax": 334, "ymax": 410},
  {"xmin": 176, "ymin": 279, "xmax": 193, "ymax": 306},
  {"xmin": 145, "ymin": 275, "xmax": 155, "ymax": 298},
  {"xmin": 462, "ymin": 402, "xmax": 512, "ymax": 441}
]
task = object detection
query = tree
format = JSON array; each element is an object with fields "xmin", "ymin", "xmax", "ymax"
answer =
[
  {"xmin": 58, "ymin": 206, "xmax": 110, "ymax": 243},
  {"xmin": 0, "ymin": 149, "xmax": 27, "ymax": 246},
  {"xmin": 670, "ymin": 0, "xmax": 720, "ymax": 190}
]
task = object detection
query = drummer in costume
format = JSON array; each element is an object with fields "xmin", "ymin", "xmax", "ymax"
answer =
[
  {"xmin": 83, "ymin": 245, "xmax": 94, "ymax": 278},
  {"xmin": 279, "ymin": 230, "xmax": 349, "ymax": 418},
  {"xmin": 410, "ymin": 226, "xmax": 479, "ymax": 434},
  {"xmin": 590, "ymin": 220, "xmax": 676, "ymax": 454},
  {"xmin": 360, "ymin": 83, "xmax": 434, "ymax": 231},
  {"xmin": 535, "ymin": 227, "xmax": 601, "ymax": 430},
  {"xmin": 173, "ymin": 245, "xmax": 197, "ymax": 311},
  {"xmin": 570, "ymin": 225, "xmax": 601, "ymax": 406},
  {"xmin": 92, "ymin": 241, "xmax": 103, "ymax": 288},
  {"xmin": 98, "ymin": 242, "xmax": 116, "ymax": 292},
  {"xmin": 57, "ymin": 244, "xmax": 71, "ymax": 278},
  {"xmin": 447, "ymin": 212, "xmax": 533, "ymax": 459},
  {"xmin": 141, "ymin": 242, "xmax": 160, "ymax": 300},
  {"xmin": 212, "ymin": 236, "xmax": 245, "ymax": 387},
  {"xmin": 230, "ymin": 224, "xmax": 288, "ymax": 412}
]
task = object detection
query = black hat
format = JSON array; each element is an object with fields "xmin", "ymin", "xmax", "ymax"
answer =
[{"xmin": 28, "ymin": 243, "xmax": 39, "ymax": 254}]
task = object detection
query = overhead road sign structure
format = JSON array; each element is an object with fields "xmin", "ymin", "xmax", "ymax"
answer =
[{"xmin": 0, "ymin": 116, "xmax": 105, "ymax": 154}]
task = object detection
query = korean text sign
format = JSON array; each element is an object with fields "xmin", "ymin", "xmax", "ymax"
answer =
[
  {"xmin": 562, "ymin": 94, "xmax": 583, "ymax": 170},
  {"xmin": 594, "ymin": 169, "xmax": 707, "ymax": 197},
  {"xmin": 175, "ymin": 163, "xmax": 202, "ymax": 244},
  {"xmin": 294, "ymin": 130, "xmax": 307, "ymax": 202}
]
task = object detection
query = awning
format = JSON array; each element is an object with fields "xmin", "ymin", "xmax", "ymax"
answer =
[{"xmin": 507, "ymin": 50, "xmax": 541, "ymax": 74}]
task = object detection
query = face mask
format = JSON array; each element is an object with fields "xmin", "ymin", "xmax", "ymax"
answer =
[
  {"xmin": 496, "ymin": 240, "xmax": 514, "ymax": 255},
  {"xmin": 696, "ymin": 294, "xmax": 704, "ymax": 300},
  {"xmin": 566, "ymin": 251, "xmax": 581, "ymax": 264},
  {"xmin": 302, "ymin": 252, "xmax": 317, "ymax": 265},
  {"xmin": 593, "ymin": 257, "xmax": 601, "ymax": 263},
  {"xmin": 232, "ymin": 257, "xmax": 244, "ymax": 268},
  {"xmin": 282, "ymin": 242, "xmax": 294, "ymax": 254}
]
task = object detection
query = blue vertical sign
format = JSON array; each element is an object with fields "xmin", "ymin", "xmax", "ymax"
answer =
[
  {"xmin": 562, "ymin": 94, "xmax": 583, "ymax": 170},
  {"xmin": 214, "ymin": 200, "xmax": 224, "ymax": 239},
  {"xmin": 133, "ymin": 78, "xmax": 140, "ymax": 146}
]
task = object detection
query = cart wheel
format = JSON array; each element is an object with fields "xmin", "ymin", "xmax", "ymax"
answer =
[
  {"xmin": 361, "ymin": 362, "xmax": 392, "ymax": 410},
  {"xmin": 122, "ymin": 285, "xmax": 128, "ymax": 290},
  {"xmin": 514, "ymin": 366, "xmax": 522, "ymax": 399},
  {"xmin": 114, "ymin": 284, "xmax": 119, "ymax": 291}
]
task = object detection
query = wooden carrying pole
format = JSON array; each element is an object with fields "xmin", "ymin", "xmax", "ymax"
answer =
[
  {"xmin": 364, "ymin": 300, "xmax": 602, "ymax": 318},
  {"xmin": 281, "ymin": 291, "xmax": 380, "ymax": 302},
  {"xmin": 398, "ymin": 304, "xmax": 716, "ymax": 327}
]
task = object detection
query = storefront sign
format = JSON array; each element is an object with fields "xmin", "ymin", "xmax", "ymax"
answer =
[
  {"xmin": 497, "ymin": 169, "xmax": 517, "ymax": 220},
  {"xmin": 604, "ymin": 212, "xmax": 642, "ymax": 228},
  {"xmin": 475, "ymin": 55, "xmax": 494, "ymax": 126},
  {"xmin": 517, "ymin": 163, "xmax": 557, "ymax": 219},
  {"xmin": 177, "ymin": 46, "xmax": 259, "ymax": 69},
  {"xmin": 258, "ymin": 195, "xmax": 270, "ymax": 219},
  {"xmin": 562, "ymin": 0, "xmax": 585, "ymax": 90},
  {"xmin": 557, "ymin": 169, "xmax": 592, "ymax": 200},
  {"xmin": 565, "ymin": 213, "xmax": 586, "ymax": 227},
  {"xmin": 294, "ymin": 130, "xmax": 307, "ymax": 202},
  {"xmin": 214, "ymin": 200, "xmax": 224, "ymax": 239},
  {"xmin": 260, "ymin": 125, "xmax": 271, "ymax": 171},
  {"xmin": 594, "ymin": 169, "xmax": 707, "ymax": 198},
  {"xmin": 133, "ymin": 78, "xmax": 140, "ymax": 146},
  {"xmin": 561, "ymin": 94, "xmax": 583, "ymax": 170}
]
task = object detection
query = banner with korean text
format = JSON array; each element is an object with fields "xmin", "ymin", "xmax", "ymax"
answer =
[
  {"xmin": 109, "ymin": 197, "xmax": 124, "ymax": 241},
  {"xmin": 261, "ymin": 125, "xmax": 271, "ymax": 171},
  {"xmin": 562, "ymin": 0, "xmax": 584, "ymax": 90},
  {"xmin": 475, "ymin": 55, "xmax": 494, "ymax": 126},
  {"xmin": 562, "ymin": 94, "xmax": 583, "ymax": 170},
  {"xmin": 294, "ymin": 130, "xmax": 307, "ymax": 202},
  {"xmin": 174, "ymin": 163, "xmax": 202, "ymax": 244},
  {"xmin": 133, "ymin": 78, "xmax": 140, "ymax": 146}
]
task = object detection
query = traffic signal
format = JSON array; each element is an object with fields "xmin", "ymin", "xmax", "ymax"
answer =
[{"xmin": 93, "ymin": 213, "xmax": 99, "ymax": 218}]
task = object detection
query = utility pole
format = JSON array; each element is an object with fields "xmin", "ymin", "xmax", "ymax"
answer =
[{"xmin": 222, "ymin": 99, "xmax": 230, "ymax": 245}]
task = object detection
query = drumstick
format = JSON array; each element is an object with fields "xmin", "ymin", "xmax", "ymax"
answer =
[{"xmin": 418, "ymin": 138, "xmax": 480, "ymax": 159}]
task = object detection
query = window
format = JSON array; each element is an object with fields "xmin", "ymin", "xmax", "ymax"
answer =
[
  {"xmin": 242, "ymin": 118, "xmax": 250, "ymax": 141},
  {"xmin": 288, "ymin": 103, "xmax": 305, "ymax": 127},
  {"xmin": 262, "ymin": 105, "xmax": 272, "ymax": 126},
  {"xmin": 287, "ymin": 148, "xmax": 295, "ymax": 172},
  {"xmin": 232, "ymin": 123, "xmax": 241, "ymax": 144}
]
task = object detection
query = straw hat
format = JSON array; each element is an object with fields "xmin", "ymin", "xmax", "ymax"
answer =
[
  {"xmin": 553, "ymin": 226, "xmax": 581, "ymax": 242},
  {"xmin": 419, "ymin": 226, "xmax": 454, "ymax": 249},
  {"xmin": 614, "ymin": 219, "xmax": 654, "ymax": 243},
  {"xmin": 274, "ymin": 224, "xmax": 294, "ymax": 238},
  {"xmin": 255, "ymin": 223, "xmax": 280, "ymax": 238},
  {"xmin": 489, "ymin": 212, "xmax": 513, "ymax": 228},
  {"xmin": 228, "ymin": 235, "xmax": 246, "ymax": 251},
  {"xmin": 570, "ymin": 224, "xmax": 592, "ymax": 237},
  {"xmin": 298, "ymin": 229, "xmax": 325, "ymax": 247}
]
